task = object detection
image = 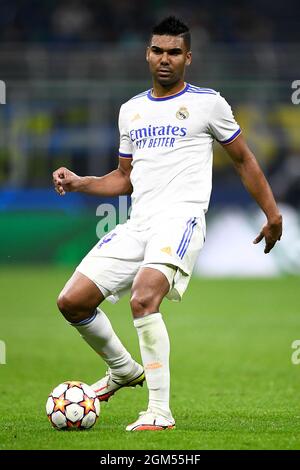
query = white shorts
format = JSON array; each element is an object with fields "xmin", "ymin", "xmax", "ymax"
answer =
[{"xmin": 76, "ymin": 214, "xmax": 206, "ymax": 303}]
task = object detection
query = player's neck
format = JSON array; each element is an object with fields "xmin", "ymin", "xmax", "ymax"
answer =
[{"xmin": 151, "ymin": 80, "xmax": 186, "ymax": 98}]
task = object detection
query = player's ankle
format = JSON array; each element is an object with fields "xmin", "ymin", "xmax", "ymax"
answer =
[
  {"xmin": 110, "ymin": 360, "xmax": 142, "ymax": 382},
  {"xmin": 147, "ymin": 405, "xmax": 173, "ymax": 420}
]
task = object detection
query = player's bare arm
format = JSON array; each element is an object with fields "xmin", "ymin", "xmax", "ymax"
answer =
[
  {"xmin": 223, "ymin": 134, "xmax": 282, "ymax": 254},
  {"xmin": 52, "ymin": 157, "xmax": 133, "ymax": 197}
]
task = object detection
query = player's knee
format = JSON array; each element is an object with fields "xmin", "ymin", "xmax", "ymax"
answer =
[
  {"xmin": 56, "ymin": 292, "xmax": 83, "ymax": 323},
  {"xmin": 130, "ymin": 291, "xmax": 159, "ymax": 316}
]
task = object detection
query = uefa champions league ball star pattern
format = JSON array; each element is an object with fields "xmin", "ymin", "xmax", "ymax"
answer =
[{"xmin": 46, "ymin": 381, "xmax": 100, "ymax": 430}]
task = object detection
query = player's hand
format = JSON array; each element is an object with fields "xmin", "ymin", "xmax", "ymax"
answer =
[
  {"xmin": 253, "ymin": 214, "xmax": 282, "ymax": 254},
  {"xmin": 52, "ymin": 167, "xmax": 82, "ymax": 196}
]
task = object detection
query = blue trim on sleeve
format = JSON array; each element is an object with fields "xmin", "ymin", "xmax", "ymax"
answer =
[
  {"xmin": 119, "ymin": 152, "xmax": 133, "ymax": 158},
  {"xmin": 218, "ymin": 128, "xmax": 241, "ymax": 145}
]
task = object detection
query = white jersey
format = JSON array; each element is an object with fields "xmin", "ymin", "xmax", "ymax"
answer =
[{"xmin": 118, "ymin": 83, "xmax": 241, "ymax": 228}]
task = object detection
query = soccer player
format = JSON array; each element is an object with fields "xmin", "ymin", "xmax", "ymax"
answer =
[{"xmin": 52, "ymin": 16, "xmax": 282, "ymax": 431}]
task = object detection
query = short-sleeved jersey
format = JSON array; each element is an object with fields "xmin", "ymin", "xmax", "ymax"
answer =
[{"xmin": 118, "ymin": 83, "xmax": 241, "ymax": 227}]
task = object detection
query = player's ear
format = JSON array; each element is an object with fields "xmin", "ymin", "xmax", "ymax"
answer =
[
  {"xmin": 146, "ymin": 47, "xmax": 150, "ymax": 62},
  {"xmin": 186, "ymin": 51, "xmax": 192, "ymax": 66}
]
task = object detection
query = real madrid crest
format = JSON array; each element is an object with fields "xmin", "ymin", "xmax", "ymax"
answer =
[{"xmin": 176, "ymin": 106, "xmax": 189, "ymax": 120}]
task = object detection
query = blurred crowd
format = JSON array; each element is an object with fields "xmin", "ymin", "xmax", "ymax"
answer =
[
  {"xmin": 0, "ymin": 0, "xmax": 300, "ymax": 209},
  {"xmin": 0, "ymin": 0, "xmax": 299, "ymax": 46}
]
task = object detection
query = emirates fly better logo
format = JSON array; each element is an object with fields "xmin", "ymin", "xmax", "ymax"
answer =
[{"xmin": 0, "ymin": 81, "xmax": 6, "ymax": 104}]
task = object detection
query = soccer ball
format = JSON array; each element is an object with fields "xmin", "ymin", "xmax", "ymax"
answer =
[{"xmin": 46, "ymin": 381, "xmax": 100, "ymax": 430}]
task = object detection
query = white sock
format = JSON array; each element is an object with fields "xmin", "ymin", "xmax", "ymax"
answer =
[
  {"xmin": 134, "ymin": 312, "xmax": 171, "ymax": 419},
  {"xmin": 71, "ymin": 308, "xmax": 137, "ymax": 380}
]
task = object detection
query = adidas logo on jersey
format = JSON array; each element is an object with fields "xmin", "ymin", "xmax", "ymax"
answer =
[
  {"xmin": 161, "ymin": 246, "xmax": 172, "ymax": 255},
  {"xmin": 131, "ymin": 113, "xmax": 141, "ymax": 122}
]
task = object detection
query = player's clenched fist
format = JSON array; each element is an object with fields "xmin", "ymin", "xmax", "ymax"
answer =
[{"xmin": 52, "ymin": 167, "xmax": 82, "ymax": 196}]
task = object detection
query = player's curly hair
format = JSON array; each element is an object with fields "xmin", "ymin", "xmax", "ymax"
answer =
[{"xmin": 152, "ymin": 16, "xmax": 191, "ymax": 50}]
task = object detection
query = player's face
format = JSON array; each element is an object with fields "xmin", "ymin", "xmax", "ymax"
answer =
[{"xmin": 146, "ymin": 35, "xmax": 192, "ymax": 87}]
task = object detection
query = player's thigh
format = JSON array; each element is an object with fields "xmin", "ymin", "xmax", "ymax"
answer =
[
  {"xmin": 76, "ymin": 224, "xmax": 145, "ymax": 301},
  {"xmin": 131, "ymin": 266, "xmax": 171, "ymax": 307},
  {"xmin": 76, "ymin": 256, "xmax": 141, "ymax": 302}
]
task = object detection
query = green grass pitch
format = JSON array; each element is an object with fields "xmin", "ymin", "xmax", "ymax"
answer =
[{"xmin": 0, "ymin": 266, "xmax": 299, "ymax": 450}]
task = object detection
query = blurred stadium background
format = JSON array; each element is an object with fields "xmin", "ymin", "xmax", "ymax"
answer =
[
  {"xmin": 0, "ymin": 0, "xmax": 300, "ymax": 275},
  {"xmin": 1, "ymin": 0, "xmax": 300, "ymax": 275}
]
